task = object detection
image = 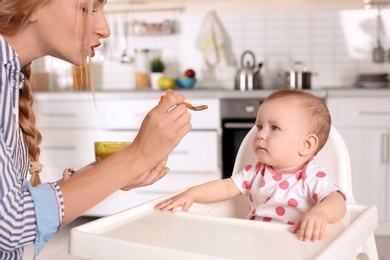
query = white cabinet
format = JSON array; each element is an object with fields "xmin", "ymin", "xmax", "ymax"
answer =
[
  {"xmin": 327, "ymin": 97, "xmax": 390, "ymax": 235},
  {"xmin": 33, "ymin": 94, "xmax": 220, "ymax": 216}
]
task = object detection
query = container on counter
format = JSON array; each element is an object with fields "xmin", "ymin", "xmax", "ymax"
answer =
[{"xmin": 135, "ymin": 49, "xmax": 151, "ymax": 89}]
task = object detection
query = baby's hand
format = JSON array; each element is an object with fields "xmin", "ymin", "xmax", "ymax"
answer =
[
  {"xmin": 154, "ymin": 191, "xmax": 194, "ymax": 212},
  {"xmin": 290, "ymin": 209, "xmax": 329, "ymax": 242}
]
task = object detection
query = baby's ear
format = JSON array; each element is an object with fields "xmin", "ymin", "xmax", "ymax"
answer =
[{"xmin": 299, "ymin": 134, "xmax": 318, "ymax": 156}]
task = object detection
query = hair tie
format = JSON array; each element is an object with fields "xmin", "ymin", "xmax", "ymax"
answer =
[
  {"xmin": 29, "ymin": 160, "xmax": 43, "ymax": 174},
  {"xmin": 29, "ymin": 160, "xmax": 43, "ymax": 186}
]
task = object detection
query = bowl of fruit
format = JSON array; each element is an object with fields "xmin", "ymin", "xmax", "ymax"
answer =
[{"xmin": 176, "ymin": 69, "xmax": 196, "ymax": 89}]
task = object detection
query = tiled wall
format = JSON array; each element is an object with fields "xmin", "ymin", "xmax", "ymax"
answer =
[{"xmin": 44, "ymin": 8, "xmax": 390, "ymax": 90}]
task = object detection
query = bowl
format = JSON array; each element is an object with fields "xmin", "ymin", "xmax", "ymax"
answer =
[
  {"xmin": 94, "ymin": 142, "xmax": 132, "ymax": 162},
  {"xmin": 176, "ymin": 77, "xmax": 196, "ymax": 89}
]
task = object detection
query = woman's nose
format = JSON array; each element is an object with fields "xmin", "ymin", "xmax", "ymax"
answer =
[{"xmin": 94, "ymin": 14, "xmax": 111, "ymax": 39}]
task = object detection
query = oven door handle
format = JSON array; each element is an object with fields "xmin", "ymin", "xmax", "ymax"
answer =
[{"xmin": 223, "ymin": 122, "xmax": 255, "ymax": 129}]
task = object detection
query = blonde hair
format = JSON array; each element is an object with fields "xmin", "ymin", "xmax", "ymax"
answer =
[
  {"xmin": 263, "ymin": 88, "xmax": 331, "ymax": 153},
  {"xmin": 0, "ymin": 0, "xmax": 94, "ymax": 185}
]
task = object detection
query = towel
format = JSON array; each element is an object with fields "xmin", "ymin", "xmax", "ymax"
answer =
[{"xmin": 195, "ymin": 10, "xmax": 231, "ymax": 68}]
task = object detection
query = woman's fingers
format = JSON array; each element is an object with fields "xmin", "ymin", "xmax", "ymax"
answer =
[{"xmin": 121, "ymin": 160, "xmax": 169, "ymax": 190}]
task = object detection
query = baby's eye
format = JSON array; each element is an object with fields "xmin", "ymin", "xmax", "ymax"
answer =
[
  {"xmin": 271, "ymin": 125, "xmax": 280, "ymax": 131},
  {"xmin": 256, "ymin": 125, "xmax": 263, "ymax": 131}
]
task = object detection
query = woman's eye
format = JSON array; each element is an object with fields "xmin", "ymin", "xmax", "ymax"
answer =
[{"xmin": 81, "ymin": 7, "xmax": 98, "ymax": 13}]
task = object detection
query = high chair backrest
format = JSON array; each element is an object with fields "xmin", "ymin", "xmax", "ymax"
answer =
[{"xmin": 231, "ymin": 125, "xmax": 356, "ymax": 204}]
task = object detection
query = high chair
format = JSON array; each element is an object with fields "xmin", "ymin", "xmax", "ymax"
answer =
[
  {"xmin": 69, "ymin": 126, "xmax": 379, "ymax": 260},
  {"xmin": 184, "ymin": 125, "xmax": 379, "ymax": 259}
]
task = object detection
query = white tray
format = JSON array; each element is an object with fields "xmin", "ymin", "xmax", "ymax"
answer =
[{"xmin": 69, "ymin": 196, "xmax": 377, "ymax": 260}]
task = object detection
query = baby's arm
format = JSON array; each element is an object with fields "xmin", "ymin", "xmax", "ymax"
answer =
[
  {"xmin": 155, "ymin": 178, "xmax": 241, "ymax": 212},
  {"xmin": 290, "ymin": 191, "xmax": 346, "ymax": 242}
]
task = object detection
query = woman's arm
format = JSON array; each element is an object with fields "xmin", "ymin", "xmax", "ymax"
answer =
[{"xmin": 58, "ymin": 91, "xmax": 192, "ymax": 225}]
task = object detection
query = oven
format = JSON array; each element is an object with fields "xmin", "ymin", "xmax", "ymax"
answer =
[{"xmin": 221, "ymin": 98, "xmax": 263, "ymax": 179}]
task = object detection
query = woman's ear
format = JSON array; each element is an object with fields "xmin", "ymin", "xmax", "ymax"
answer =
[
  {"xmin": 28, "ymin": 10, "xmax": 39, "ymax": 22},
  {"xmin": 299, "ymin": 134, "xmax": 318, "ymax": 156}
]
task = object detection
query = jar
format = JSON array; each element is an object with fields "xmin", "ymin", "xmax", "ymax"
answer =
[{"xmin": 135, "ymin": 49, "xmax": 150, "ymax": 89}]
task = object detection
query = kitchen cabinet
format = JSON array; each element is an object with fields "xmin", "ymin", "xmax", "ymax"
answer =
[
  {"xmin": 33, "ymin": 93, "xmax": 220, "ymax": 216},
  {"xmin": 327, "ymin": 97, "xmax": 390, "ymax": 235}
]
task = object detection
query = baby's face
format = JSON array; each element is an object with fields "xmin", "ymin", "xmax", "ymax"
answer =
[{"xmin": 252, "ymin": 98, "xmax": 310, "ymax": 173}]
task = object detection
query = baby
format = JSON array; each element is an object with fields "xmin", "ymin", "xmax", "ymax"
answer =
[{"xmin": 155, "ymin": 89, "xmax": 346, "ymax": 242}]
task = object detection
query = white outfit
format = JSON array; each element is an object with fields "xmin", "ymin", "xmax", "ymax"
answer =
[{"xmin": 231, "ymin": 158, "xmax": 345, "ymax": 225}]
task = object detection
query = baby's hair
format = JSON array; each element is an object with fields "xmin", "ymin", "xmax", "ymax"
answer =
[{"xmin": 262, "ymin": 88, "xmax": 331, "ymax": 153}]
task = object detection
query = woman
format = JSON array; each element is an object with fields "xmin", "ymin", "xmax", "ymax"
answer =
[{"xmin": 0, "ymin": 0, "xmax": 192, "ymax": 258}]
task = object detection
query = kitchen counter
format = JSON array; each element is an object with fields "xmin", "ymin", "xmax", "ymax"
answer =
[
  {"xmin": 325, "ymin": 88, "xmax": 390, "ymax": 97},
  {"xmin": 32, "ymin": 87, "xmax": 390, "ymax": 101},
  {"xmin": 33, "ymin": 88, "xmax": 328, "ymax": 101}
]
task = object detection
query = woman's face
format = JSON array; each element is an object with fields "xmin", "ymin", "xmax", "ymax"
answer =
[{"xmin": 35, "ymin": 0, "xmax": 110, "ymax": 66}]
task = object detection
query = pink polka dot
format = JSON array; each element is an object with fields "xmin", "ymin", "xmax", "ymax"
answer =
[
  {"xmin": 275, "ymin": 207, "xmax": 286, "ymax": 216},
  {"xmin": 250, "ymin": 216, "xmax": 256, "ymax": 220},
  {"xmin": 260, "ymin": 179, "xmax": 266, "ymax": 188},
  {"xmin": 288, "ymin": 198, "xmax": 299, "ymax": 207},
  {"xmin": 316, "ymin": 171, "xmax": 326, "ymax": 178},
  {"xmin": 251, "ymin": 209, "xmax": 256, "ymax": 214},
  {"xmin": 312, "ymin": 193, "xmax": 318, "ymax": 202},
  {"xmin": 244, "ymin": 165, "xmax": 252, "ymax": 171},
  {"xmin": 260, "ymin": 168, "xmax": 265, "ymax": 176},
  {"xmin": 263, "ymin": 217, "xmax": 272, "ymax": 222},
  {"xmin": 256, "ymin": 162, "xmax": 261, "ymax": 173},
  {"xmin": 264, "ymin": 197, "xmax": 270, "ymax": 204},
  {"xmin": 249, "ymin": 193, "xmax": 253, "ymax": 202},
  {"xmin": 279, "ymin": 181, "xmax": 289, "ymax": 190},
  {"xmin": 272, "ymin": 174, "xmax": 282, "ymax": 181},
  {"xmin": 296, "ymin": 172, "xmax": 302, "ymax": 181},
  {"xmin": 242, "ymin": 180, "xmax": 251, "ymax": 189},
  {"xmin": 287, "ymin": 221, "xmax": 295, "ymax": 225}
]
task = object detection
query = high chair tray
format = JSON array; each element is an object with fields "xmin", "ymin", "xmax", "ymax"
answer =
[{"xmin": 69, "ymin": 196, "xmax": 377, "ymax": 260}]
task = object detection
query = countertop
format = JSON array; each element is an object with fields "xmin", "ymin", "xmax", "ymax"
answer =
[{"xmin": 32, "ymin": 87, "xmax": 390, "ymax": 101}]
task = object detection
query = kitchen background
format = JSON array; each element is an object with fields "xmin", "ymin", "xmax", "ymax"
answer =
[
  {"xmin": 32, "ymin": 0, "xmax": 390, "ymax": 91},
  {"xmin": 26, "ymin": 1, "xmax": 390, "ymax": 259}
]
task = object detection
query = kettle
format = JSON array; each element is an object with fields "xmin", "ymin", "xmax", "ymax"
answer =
[{"xmin": 235, "ymin": 50, "xmax": 262, "ymax": 91}]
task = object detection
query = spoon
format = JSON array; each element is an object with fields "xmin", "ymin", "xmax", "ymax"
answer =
[
  {"xmin": 160, "ymin": 95, "xmax": 208, "ymax": 111},
  {"xmin": 373, "ymin": 7, "xmax": 385, "ymax": 63}
]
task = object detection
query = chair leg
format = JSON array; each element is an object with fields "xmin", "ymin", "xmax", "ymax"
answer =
[{"xmin": 360, "ymin": 233, "xmax": 379, "ymax": 260}]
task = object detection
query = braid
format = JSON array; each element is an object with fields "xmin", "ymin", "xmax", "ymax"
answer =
[{"xmin": 19, "ymin": 63, "xmax": 43, "ymax": 186}]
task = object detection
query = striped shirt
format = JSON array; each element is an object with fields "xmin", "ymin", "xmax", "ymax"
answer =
[{"xmin": 0, "ymin": 35, "xmax": 64, "ymax": 259}]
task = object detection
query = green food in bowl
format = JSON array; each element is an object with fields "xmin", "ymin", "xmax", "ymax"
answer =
[{"xmin": 94, "ymin": 142, "xmax": 132, "ymax": 163}]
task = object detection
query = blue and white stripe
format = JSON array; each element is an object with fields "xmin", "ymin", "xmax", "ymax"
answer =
[
  {"xmin": 0, "ymin": 34, "xmax": 36, "ymax": 259},
  {"xmin": 0, "ymin": 35, "xmax": 65, "ymax": 260}
]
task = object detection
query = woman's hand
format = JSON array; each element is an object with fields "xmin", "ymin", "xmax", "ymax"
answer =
[
  {"xmin": 121, "ymin": 90, "xmax": 192, "ymax": 189},
  {"xmin": 121, "ymin": 159, "xmax": 169, "ymax": 191}
]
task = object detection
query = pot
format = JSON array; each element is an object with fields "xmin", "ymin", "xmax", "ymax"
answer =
[
  {"xmin": 285, "ymin": 62, "xmax": 314, "ymax": 89},
  {"xmin": 235, "ymin": 50, "xmax": 262, "ymax": 91}
]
